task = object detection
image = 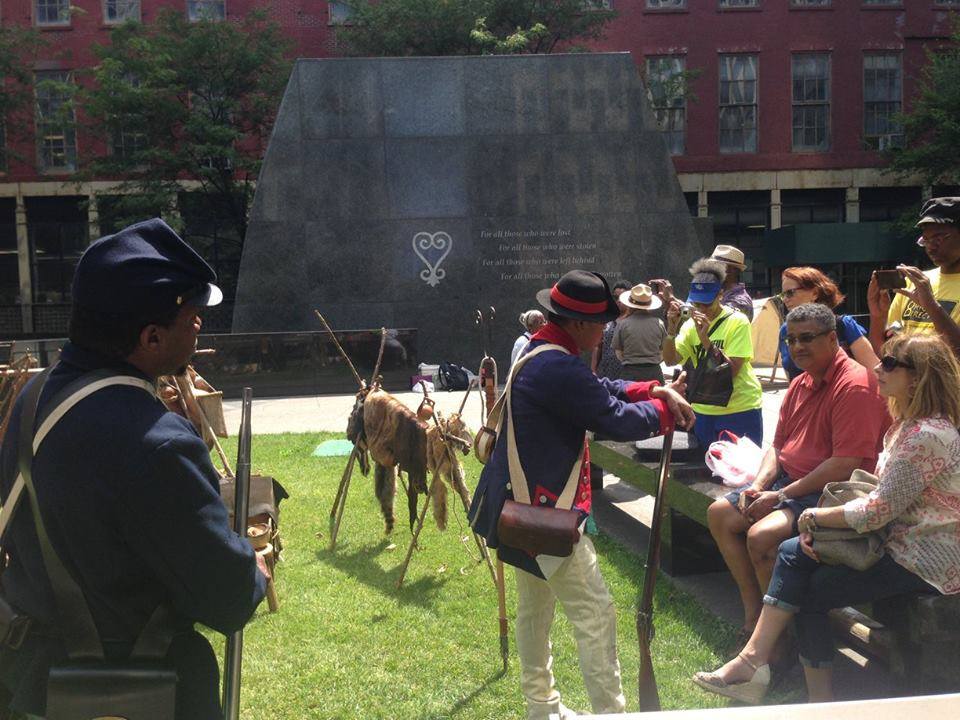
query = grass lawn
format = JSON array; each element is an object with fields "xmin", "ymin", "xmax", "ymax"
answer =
[{"xmin": 208, "ymin": 432, "xmax": 786, "ymax": 719}]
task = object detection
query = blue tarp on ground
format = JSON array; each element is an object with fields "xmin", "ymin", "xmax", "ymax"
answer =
[{"xmin": 312, "ymin": 439, "xmax": 355, "ymax": 457}]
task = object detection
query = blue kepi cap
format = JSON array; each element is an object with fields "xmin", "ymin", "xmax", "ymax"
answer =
[
  {"xmin": 687, "ymin": 281, "xmax": 722, "ymax": 304},
  {"xmin": 72, "ymin": 218, "xmax": 222, "ymax": 317}
]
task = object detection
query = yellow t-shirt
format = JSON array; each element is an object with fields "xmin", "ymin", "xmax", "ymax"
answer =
[
  {"xmin": 887, "ymin": 268, "xmax": 960, "ymax": 335},
  {"xmin": 675, "ymin": 309, "xmax": 762, "ymax": 416}
]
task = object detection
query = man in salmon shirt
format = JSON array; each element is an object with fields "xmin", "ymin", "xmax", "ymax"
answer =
[
  {"xmin": 469, "ymin": 270, "xmax": 695, "ymax": 719},
  {"xmin": 707, "ymin": 302, "xmax": 890, "ymax": 659}
]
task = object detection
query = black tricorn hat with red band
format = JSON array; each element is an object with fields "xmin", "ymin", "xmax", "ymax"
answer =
[{"xmin": 536, "ymin": 270, "xmax": 620, "ymax": 324}]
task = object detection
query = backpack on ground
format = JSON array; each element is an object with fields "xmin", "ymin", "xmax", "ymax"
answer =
[{"xmin": 437, "ymin": 362, "xmax": 470, "ymax": 391}]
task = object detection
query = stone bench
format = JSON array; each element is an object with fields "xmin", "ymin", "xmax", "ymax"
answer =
[{"xmin": 592, "ymin": 439, "xmax": 960, "ymax": 692}]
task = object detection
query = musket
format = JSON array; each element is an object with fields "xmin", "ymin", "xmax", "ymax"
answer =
[
  {"xmin": 223, "ymin": 387, "xmax": 253, "ymax": 720},
  {"xmin": 637, "ymin": 428, "xmax": 675, "ymax": 712}
]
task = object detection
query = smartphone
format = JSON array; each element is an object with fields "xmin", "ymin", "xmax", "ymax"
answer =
[
  {"xmin": 649, "ymin": 280, "xmax": 663, "ymax": 292},
  {"xmin": 737, "ymin": 492, "xmax": 755, "ymax": 513},
  {"xmin": 876, "ymin": 269, "xmax": 906, "ymax": 291}
]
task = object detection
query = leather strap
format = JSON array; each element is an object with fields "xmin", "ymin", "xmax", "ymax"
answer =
[
  {"xmin": 504, "ymin": 344, "xmax": 584, "ymax": 510},
  {"xmin": 10, "ymin": 369, "xmax": 168, "ymax": 660}
]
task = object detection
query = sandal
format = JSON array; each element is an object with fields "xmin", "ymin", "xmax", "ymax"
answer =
[{"xmin": 692, "ymin": 653, "xmax": 770, "ymax": 705}]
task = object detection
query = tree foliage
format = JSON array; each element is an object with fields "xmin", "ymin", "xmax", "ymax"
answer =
[
  {"xmin": 887, "ymin": 21, "xmax": 960, "ymax": 187},
  {"xmin": 80, "ymin": 9, "xmax": 292, "ymax": 295},
  {"xmin": 0, "ymin": 27, "xmax": 47, "ymax": 165},
  {"xmin": 340, "ymin": 0, "xmax": 616, "ymax": 57}
]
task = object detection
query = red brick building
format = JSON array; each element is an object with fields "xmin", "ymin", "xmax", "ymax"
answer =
[{"xmin": 0, "ymin": 0, "xmax": 956, "ymax": 335}]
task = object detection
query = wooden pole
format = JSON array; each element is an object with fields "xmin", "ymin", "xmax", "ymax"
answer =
[
  {"xmin": 314, "ymin": 309, "xmax": 364, "ymax": 390},
  {"xmin": 496, "ymin": 558, "xmax": 509, "ymax": 673},
  {"xmin": 329, "ymin": 447, "xmax": 358, "ymax": 551},
  {"xmin": 396, "ymin": 487, "xmax": 432, "ymax": 589}
]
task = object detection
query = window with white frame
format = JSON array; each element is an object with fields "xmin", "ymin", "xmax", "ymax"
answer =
[
  {"xmin": 187, "ymin": 0, "xmax": 225, "ymax": 21},
  {"xmin": 35, "ymin": 0, "xmax": 71, "ymax": 25},
  {"xmin": 35, "ymin": 71, "xmax": 77, "ymax": 172},
  {"xmin": 863, "ymin": 0, "xmax": 900, "ymax": 5},
  {"xmin": 792, "ymin": 54, "xmax": 830, "ymax": 152},
  {"xmin": 104, "ymin": 0, "xmax": 141, "ymax": 23},
  {"xmin": 646, "ymin": 0, "xmax": 685, "ymax": 8},
  {"xmin": 720, "ymin": 0, "xmax": 759, "ymax": 7},
  {"xmin": 719, "ymin": 55, "xmax": 758, "ymax": 154},
  {"xmin": 790, "ymin": 0, "xmax": 830, "ymax": 6},
  {"xmin": 646, "ymin": 55, "xmax": 686, "ymax": 156},
  {"xmin": 110, "ymin": 74, "xmax": 147, "ymax": 158},
  {"xmin": 328, "ymin": 2, "xmax": 355, "ymax": 24},
  {"xmin": 864, "ymin": 53, "xmax": 902, "ymax": 150}
]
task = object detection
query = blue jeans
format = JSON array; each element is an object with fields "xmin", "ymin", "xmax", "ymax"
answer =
[
  {"xmin": 724, "ymin": 473, "xmax": 820, "ymax": 532},
  {"xmin": 764, "ymin": 537, "xmax": 937, "ymax": 667},
  {"xmin": 692, "ymin": 408, "xmax": 763, "ymax": 449}
]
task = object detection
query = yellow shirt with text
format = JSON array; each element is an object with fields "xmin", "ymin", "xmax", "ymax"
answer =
[{"xmin": 887, "ymin": 268, "xmax": 960, "ymax": 335}]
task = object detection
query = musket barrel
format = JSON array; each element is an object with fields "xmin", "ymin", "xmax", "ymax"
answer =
[{"xmin": 223, "ymin": 387, "xmax": 253, "ymax": 720}]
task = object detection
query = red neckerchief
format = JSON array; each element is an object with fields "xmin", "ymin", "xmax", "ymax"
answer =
[{"xmin": 530, "ymin": 322, "xmax": 580, "ymax": 355}]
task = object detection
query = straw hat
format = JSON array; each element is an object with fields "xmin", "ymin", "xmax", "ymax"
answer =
[
  {"xmin": 619, "ymin": 284, "xmax": 663, "ymax": 311},
  {"xmin": 710, "ymin": 244, "xmax": 746, "ymax": 270}
]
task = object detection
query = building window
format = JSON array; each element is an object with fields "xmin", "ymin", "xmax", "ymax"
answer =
[
  {"xmin": 781, "ymin": 188, "xmax": 845, "ymax": 224},
  {"xmin": 719, "ymin": 0, "xmax": 759, "ymax": 6},
  {"xmin": 0, "ymin": 199, "xmax": 19, "ymax": 306},
  {"xmin": 646, "ymin": 0, "xmax": 685, "ymax": 8},
  {"xmin": 790, "ymin": 0, "xmax": 830, "ymax": 7},
  {"xmin": 104, "ymin": 0, "xmax": 141, "ymax": 23},
  {"xmin": 35, "ymin": 71, "xmax": 77, "ymax": 173},
  {"xmin": 328, "ymin": 1, "xmax": 355, "ymax": 24},
  {"xmin": 646, "ymin": 55, "xmax": 686, "ymax": 156},
  {"xmin": 719, "ymin": 55, "xmax": 758, "ymax": 154},
  {"xmin": 863, "ymin": 0, "xmax": 900, "ymax": 4},
  {"xmin": 859, "ymin": 186, "xmax": 921, "ymax": 222},
  {"xmin": 934, "ymin": 0, "xmax": 960, "ymax": 5},
  {"xmin": 187, "ymin": 0, "xmax": 225, "ymax": 21},
  {"xmin": 864, "ymin": 54, "xmax": 902, "ymax": 150},
  {"xmin": 35, "ymin": 0, "xmax": 71, "ymax": 25},
  {"xmin": 792, "ymin": 53, "xmax": 830, "ymax": 152},
  {"xmin": 707, "ymin": 191, "xmax": 770, "ymax": 295},
  {"xmin": 25, "ymin": 196, "xmax": 89, "ymax": 304}
]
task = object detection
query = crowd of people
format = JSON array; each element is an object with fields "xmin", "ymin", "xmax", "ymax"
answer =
[{"xmin": 493, "ymin": 197, "xmax": 960, "ymax": 716}]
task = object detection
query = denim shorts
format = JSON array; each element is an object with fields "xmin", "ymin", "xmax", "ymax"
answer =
[{"xmin": 724, "ymin": 473, "xmax": 820, "ymax": 532}]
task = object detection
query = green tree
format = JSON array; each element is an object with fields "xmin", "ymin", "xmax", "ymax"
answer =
[
  {"xmin": 340, "ymin": 0, "xmax": 616, "ymax": 57},
  {"xmin": 80, "ymin": 9, "xmax": 292, "ymax": 297},
  {"xmin": 887, "ymin": 22, "xmax": 960, "ymax": 188},
  {"xmin": 0, "ymin": 27, "xmax": 47, "ymax": 168}
]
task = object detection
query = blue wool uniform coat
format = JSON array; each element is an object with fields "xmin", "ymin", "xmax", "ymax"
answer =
[
  {"xmin": 0, "ymin": 343, "xmax": 266, "ymax": 719},
  {"xmin": 469, "ymin": 326, "xmax": 672, "ymax": 578}
]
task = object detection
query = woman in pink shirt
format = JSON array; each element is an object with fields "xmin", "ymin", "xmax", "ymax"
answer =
[{"xmin": 693, "ymin": 332, "xmax": 960, "ymax": 704}]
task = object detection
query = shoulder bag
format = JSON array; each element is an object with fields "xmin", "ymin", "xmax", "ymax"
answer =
[
  {"xmin": 494, "ymin": 344, "xmax": 584, "ymax": 558},
  {"xmin": 811, "ymin": 469, "xmax": 886, "ymax": 571},
  {"xmin": 11, "ymin": 369, "xmax": 179, "ymax": 720},
  {"xmin": 683, "ymin": 312, "xmax": 734, "ymax": 407}
]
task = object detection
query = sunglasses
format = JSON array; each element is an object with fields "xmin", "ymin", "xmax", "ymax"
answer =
[
  {"xmin": 880, "ymin": 355, "xmax": 914, "ymax": 372},
  {"xmin": 781, "ymin": 288, "xmax": 803, "ymax": 299},
  {"xmin": 784, "ymin": 330, "xmax": 830, "ymax": 346}
]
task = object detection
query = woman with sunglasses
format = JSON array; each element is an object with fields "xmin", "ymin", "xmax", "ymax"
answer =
[
  {"xmin": 779, "ymin": 267, "xmax": 879, "ymax": 380},
  {"xmin": 693, "ymin": 332, "xmax": 960, "ymax": 704}
]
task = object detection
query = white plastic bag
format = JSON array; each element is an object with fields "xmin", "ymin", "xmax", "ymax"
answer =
[{"xmin": 705, "ymin": 431, "xmax": 763, "ymax": 488}]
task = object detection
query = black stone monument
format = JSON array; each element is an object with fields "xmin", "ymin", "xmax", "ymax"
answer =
[{"xmin": 234, "ymin": 53, "xmax": 706, "ymax": 370}]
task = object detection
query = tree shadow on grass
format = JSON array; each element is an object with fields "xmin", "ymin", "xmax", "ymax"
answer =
[{"xmin": 315, "ymin": 538, "xmax": 449, "ymax": 610}]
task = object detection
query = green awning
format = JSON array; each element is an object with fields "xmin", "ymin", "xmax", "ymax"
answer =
[{"xmin": 763, "ymin": 222, "xmax": 917, "ymax": 265}]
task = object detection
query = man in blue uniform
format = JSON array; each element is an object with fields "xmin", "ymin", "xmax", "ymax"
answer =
[
  {"xmin": 0, "ymin": 219, "xmax": 266, "ymax": 719},
  {"xmin": 470, "ymin": 270, "xmax": 694, "ymax": 719}
]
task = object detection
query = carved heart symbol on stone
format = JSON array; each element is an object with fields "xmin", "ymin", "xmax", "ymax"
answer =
[{"xmin": 412, "ymin": 231, "xmax": 452, "ymax": 287}]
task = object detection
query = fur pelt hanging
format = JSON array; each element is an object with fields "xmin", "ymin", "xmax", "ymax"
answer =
[
  {"xmin": 425, "ymin": 413, "xmax": 473, "ymax": 532},
  {"xmin": 362, "ymin": 389, "xmax": 428, "ymax": 532},
  {"xmin": 346, "ymin": 393, "xmax": 370, "ymax": 476}
]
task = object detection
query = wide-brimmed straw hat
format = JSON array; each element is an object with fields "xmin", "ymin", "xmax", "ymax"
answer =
[
  {"xmin": 710, "ymin": 244, "xmax": 746, "ymax": 270},
  {"xmin": 619, "ymin": 283, "xmax": 662, "ymax": 311},
  {"xmin": 536, "ymin": 270, "xmax": 619, "ymax": 323}
]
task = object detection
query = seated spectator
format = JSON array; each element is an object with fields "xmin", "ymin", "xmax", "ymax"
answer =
[
  {"xmin": 706, "ymin": 303, "xmax": 890, "ymax": 652},
  {"xmin": 510, "ymin": 309, "xmax": 545, "ymax": 368},
  {"xmin": 778, "ymin": 266, "xmax": 879, "ymax": 380},
  {"xmin": 694, "ymin": 332, "xmax": 960, "ymax": 704},
  {"xmin": 613, "ymin": 283, "xmax": 666, "ymax": 384},
  {"xmin": 591, "ymin": 279, "xmax": 631, "ymax": 379},
  {"xmin": 711, "ymin": 244, "xmax": 754, "ymax": 320},
  {"xmin": 868, "ymin": 197, "xmax": 960, "ymax": 356},
  {"xmin": 663, "ymin": 259, "xmax": 763, "ymax": 449}
]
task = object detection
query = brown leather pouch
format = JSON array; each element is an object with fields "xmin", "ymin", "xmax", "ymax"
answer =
[{"xmin": 497, "ymin": 499, "xmax": 581, "ymax": 558}]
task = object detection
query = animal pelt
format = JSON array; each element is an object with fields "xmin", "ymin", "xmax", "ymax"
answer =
[
  {"xmin": 425, "ymin": 413, "xmax": 474, "ymax": 532},
  {"xmin": 374, "ymin": 464, "xmax": 396, "ymax": 534},
  {"xmin": 346, "ymin": 393, "xmax": 370, "ymax": 476},
  {"xmin": 363, "ymin": 389, "xmax": 428, "ymax": 531}
]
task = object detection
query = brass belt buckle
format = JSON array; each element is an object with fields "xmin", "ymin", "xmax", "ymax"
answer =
[{"xmin": 4, "ymin": 615, "xmax": 31, "ymax": 650}]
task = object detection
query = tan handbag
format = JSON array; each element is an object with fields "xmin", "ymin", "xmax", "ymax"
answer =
[
  {"xmin": 811, "ymin": 469, "xmax": 886, "ymax": 571},
  {"xmin": 495, "ymin": 344, "xmax": 584, "ymax": 558}
]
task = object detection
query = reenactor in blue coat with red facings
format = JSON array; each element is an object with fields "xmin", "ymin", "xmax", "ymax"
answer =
[
  {"xmin": 0, "ymin": 219, "xmax": 266, "ymax": 719},
  {"xmin": 469, "ymin": 270, "xmax": 695, "ymax": 720}
]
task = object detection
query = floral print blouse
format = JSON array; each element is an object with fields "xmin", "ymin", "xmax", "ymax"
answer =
[{"xmin": 843, "ymin": 417, "xmax": 960, "ymax": 594}]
